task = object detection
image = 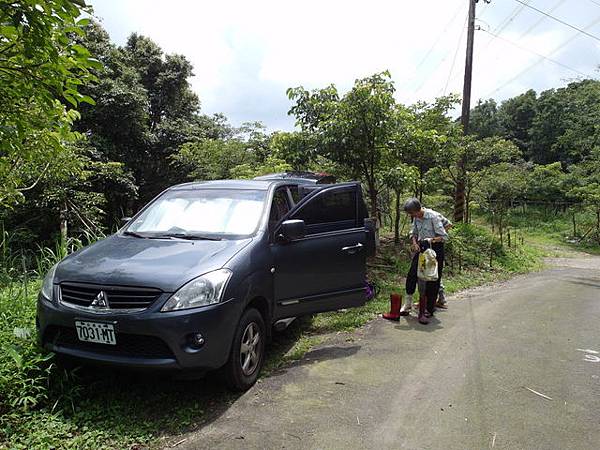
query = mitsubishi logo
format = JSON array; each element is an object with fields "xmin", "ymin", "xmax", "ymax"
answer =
[{"xmin": 90, "ymin": 291, "xmax": 109, "ymax": 309}]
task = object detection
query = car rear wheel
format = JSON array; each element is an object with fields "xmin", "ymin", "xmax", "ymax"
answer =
[{"xmin": 223, "ymin": 307, "xmax": 265, "ymax": 391}]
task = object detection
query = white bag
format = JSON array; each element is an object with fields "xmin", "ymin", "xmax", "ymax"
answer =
[{"xmin": 417, "ymin": 248, "xmax": 438, "ymax": 281}]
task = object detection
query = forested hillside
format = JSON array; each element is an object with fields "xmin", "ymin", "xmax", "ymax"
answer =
[{"xmin": 2, "ymin": 9, "xmax": 599, "ymax": 270}]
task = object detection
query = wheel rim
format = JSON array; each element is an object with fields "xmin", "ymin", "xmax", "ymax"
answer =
[{"xmin": 240, "ymin": 322, "xmax": 261, "ymax": 376}]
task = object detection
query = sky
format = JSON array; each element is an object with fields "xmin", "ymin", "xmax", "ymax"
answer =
[{"xmin": 90, "ymin": 0, "xmax": 600, "ymax": 131}]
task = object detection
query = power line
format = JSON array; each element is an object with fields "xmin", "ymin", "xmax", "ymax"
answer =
[
  {"xmin": 518, "ymin": 0, "xmax": 567, "ymax": 39},
  {"xmin": 415, "ymin": 11, "xmax": 468, "ymax": 95},
  {"xmin": 442, "ymin": 13, "xmax": 469, "ymax": 95},
  {"xmin": 478, "ymin": 0, "xmax": 531, "ymax": 56},
  {"xmin": 494, "ymin": 0, "xmax": 530, "ymax": 34},
  {"xmin": 414, "ymin": 1, "xmax": 466, "ymax": 72},
  {"xmin": 442, "ymin": 0, "xmax": 530, "ymax": 94},
  {"xmin": 484, "ymin": 14, "xmax": 600, "ymax": 97},
  {"xmin": 512, "ymin": 0, "xmax": 600, "ymax": 43},
  {"xmin": 480, "ymin": 28, "xmax": 594, "ymax": 79},
  {"xmin": 415, "ymin": 1, "xmax": 466, "ymax": 93}
]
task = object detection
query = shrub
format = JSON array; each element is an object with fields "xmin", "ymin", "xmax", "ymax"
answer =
[{"xmin": 0, "ymin": 282, "xmax": 54, "ymax": 415}]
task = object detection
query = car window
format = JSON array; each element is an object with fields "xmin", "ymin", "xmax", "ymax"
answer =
[
  {"xmin": 269, "ymin": 188, "xmax": 291, "ymax": 229},
  {"xmin": 288, "ymin": 186, "xmax": 302, "ymax": 204},
  {"xmin": 292, "ymin": 188, "xmax": 357, "ymax": 233},
  {"xmin": 128, "ymin": 189, "xmax": 266, "ymax": 237}
]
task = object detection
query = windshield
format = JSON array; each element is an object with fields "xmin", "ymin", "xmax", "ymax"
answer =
[{"xmin": 126, "ymin": 189, "xmax": 267, "ymax": 238}]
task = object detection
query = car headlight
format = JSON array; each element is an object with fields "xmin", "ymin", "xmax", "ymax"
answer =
[
  {"xmin": 161, "ymin": 269, "xmax": 232, "ymax": 312},
  {"xmin": 41, "ymin": 264, "xmax": 58, "ymax": 301}
]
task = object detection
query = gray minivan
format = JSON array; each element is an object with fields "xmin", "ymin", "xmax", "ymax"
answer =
[{"xmin": 37, "ymin": 178, "xmax": 375, "ymax": 390}]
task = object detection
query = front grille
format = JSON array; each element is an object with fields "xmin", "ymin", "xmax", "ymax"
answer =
[
  {"xmin": 44, "ymin": 326, "xmax": 174, "ymax": 359},
  {"xmin": 60, "ymin": 282, "xmax": 162, "ymax": 310}
]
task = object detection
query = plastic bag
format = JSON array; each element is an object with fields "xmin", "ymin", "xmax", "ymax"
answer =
[{"xmin": 417, "ymin": 248, "xmax": 438, "ymax": 281}]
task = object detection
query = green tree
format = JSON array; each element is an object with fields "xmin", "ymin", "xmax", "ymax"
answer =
[
  {"xmin": 440, "ymin": 136, "xmax": 521, "ymax": 223},
  {"xmin": 270, "ymin": 131, "xmax": 318, "ymax": 170},
  {"xmin": 567, "ymin": 148, "xmax": 600, "ymax": 242},
  {"xmin": 381, "ymin": 163, "xmax": 418, "ymax": 244},
  {"xmin": 397, "ymin": 95, "xmax": 459, "ymax": 200},
  {"xmin": 469, "ymin": 99, "xmax": 502, "ymax": 139},
  {"xmin": 529, "ymin": 80, "xmax": 600, "ymax": 165},
  {"xmin": 476, "ymin": 162, "xmax": 528, "ymax": 245},
  {"xmin": 497, "ymin": 89, "xmax": 537, "ymax": 158},
  {"xmin": 0, "ymin": 0, "xmax": 99, "ymax": 206},
  {"xmin": 171, "ymin": 121, "xmax": 279, "ymax": 181},
  {"xmin": 230, "ymin": 155, "xmax": 291, "ymax": 179},
  {"xmin": 288, "ymin": 71, "xmax": 402, "ymax": 220},
  {"xmin": 173, "ymin": 139, "xmax": 251, "ymax": 181},
  {"xmin": 73, "ymin": 23, "xmax": 227, "ymax": 213},
  {"xmin": 526, "ymin": 162, "xmax": 568, "ymax": 214}
]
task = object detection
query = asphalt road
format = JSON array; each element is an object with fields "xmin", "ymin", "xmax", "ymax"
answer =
[{"xmin": 175, "ymin": 257, "xmax": 600, "ymax": 450}]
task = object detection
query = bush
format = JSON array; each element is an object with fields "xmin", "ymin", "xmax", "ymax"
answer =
[
  {"xmin": 0, "ymin": 281, "xmax": 54, "ymax": 416},
  {"xmin": 445, "ymin": 223, "xmax": 504, "ymax": 272}
]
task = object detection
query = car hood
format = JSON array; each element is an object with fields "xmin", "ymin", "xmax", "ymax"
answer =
[{"xmin": 55, "ymin": 235, "xmax": 252, "ymax": 292}]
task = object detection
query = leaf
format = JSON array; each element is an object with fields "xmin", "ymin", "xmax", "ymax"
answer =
[
  {"xmin": 63, "ymin": 92, "xmax": 78, "ymax": 107},
  {"xmin": 86, "ymin": 57, "xmax": 103, "ymax": 70},
  {"xmin": 13, "ymin": 327, "xmax": 32, "ymax": 339},
  {"xmin": 80, "ymin": 95, "xmax": 96, "ymax": 106},
  {"xmin": 5, "ymin": 344, "xmax": 23, "ymax": 369}
]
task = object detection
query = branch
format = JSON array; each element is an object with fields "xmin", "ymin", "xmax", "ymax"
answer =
[
  {"xmin": 0, "ymin": 43, "xmax": 16, "ymax": 56},
  {"xmin": 16, "ymin": 162, "xmax": 51, "ymax": 192},
  {"xmin": 66, "ymin": 198, "xmax": 101, "ymax": 234},
  {"xmin": 446, "ymin": 167, "xmax": 458, "ymax": 183}
]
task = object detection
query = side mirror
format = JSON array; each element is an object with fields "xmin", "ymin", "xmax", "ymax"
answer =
[{"xmin": 278, "ymin": 219, "xmax": 306, "ymax": 242}]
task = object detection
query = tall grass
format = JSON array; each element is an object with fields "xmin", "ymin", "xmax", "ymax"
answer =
[
  {"xmin": 0, "ymin": 226, "xmax": 106, "ymax": 289},
  {"xmin": 487, "ymin": 206, "xmax": 600, "ymax": 254}
]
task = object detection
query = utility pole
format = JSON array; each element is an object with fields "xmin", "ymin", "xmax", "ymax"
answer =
[{"xmin": 454, "ymin": 0, "xmax": 478, "ymax": 223}]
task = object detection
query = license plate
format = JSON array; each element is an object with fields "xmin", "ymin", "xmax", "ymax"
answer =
[{"xmin": 75, "ymin": 321, "xmax": 116, "ymax": 345}]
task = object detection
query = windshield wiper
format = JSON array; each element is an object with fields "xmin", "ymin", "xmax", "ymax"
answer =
[
  {"xmin": 123, "ymin": 231, "xmax": 148, "ymax": 238},
  {"xmin": 160, "ymin": 233, "xmax": 222, "ymax": 241},
  {"xmin": 123, "ymin": 231, "xmax": 171, "ymax": 240}
]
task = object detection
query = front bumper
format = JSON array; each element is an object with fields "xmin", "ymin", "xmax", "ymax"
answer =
[{"xmin": 37, "ymin": 293, "xmax": 243, "ymax": 371}]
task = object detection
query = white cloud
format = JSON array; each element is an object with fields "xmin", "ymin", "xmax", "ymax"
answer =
[{"xmin": 90, "ymin": 0, "xmax": 600, "ymax": 129}]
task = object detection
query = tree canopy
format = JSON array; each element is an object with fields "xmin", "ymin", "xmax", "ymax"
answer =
[{"xmin": 0, "ymin": 0, "xmax": 99, "ymax": 206}]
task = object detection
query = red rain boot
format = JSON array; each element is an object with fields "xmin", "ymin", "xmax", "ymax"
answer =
[
  {"xmin": 418, "ymin": 294, "xmax": 429, "ymax": 325},
  {"xmin": 383, "ymin": 293, "xmax": 402, "ymax": 321}
]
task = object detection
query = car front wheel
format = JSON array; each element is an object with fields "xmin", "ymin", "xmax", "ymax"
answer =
[{"xmin": 223, "ymin": 307, "xmax": 266, "ymax": 391}]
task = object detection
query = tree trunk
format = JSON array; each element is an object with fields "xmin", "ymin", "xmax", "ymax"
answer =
[
  {"xmin": 366, "ymin": 180, "xmax": 380, "ymax": 247},
  {"xmin": 596, "ymin": 210, "xmax": 600, "ymax": 243},
  {"xmin": 367, "ymin": 180, "xmax": 378, "ymax": 221},
  {"xmin": 60, "ymin": 200, "xmax": 68, "ymax": 256},
  {"xmin": 572, "ymin": 211, "xmax": 577, "ymax": 237},
  {"xmin": 394, "ymin": 190, "xmax": 401, "ymax": 245},
  {"xmin": 465, "ymin": 190, "xmax": 471, "ymax": 224},
  {"xmin": 499, "ymin": 213, "xmax": 504, "ymax": 247},
  {"xmin": 453, "ymin": 177, "xmax": 465, "ymax": 222}
]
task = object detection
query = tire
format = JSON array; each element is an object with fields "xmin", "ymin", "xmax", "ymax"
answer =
[{"xmin": 223, "ymin": 307, "xmax": 266, "ymax": 392}]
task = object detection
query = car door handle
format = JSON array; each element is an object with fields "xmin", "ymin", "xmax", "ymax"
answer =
[{"xmin": 341, "ymin": 243, "xmax": 364, "ymax": 254}]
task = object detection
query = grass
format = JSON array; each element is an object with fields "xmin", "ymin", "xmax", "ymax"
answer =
[
  {"xmin": 1, "ymin": 280, "xmax": 344, "ymax": 449},
  {"xmin": 0, "ymin": 211, "xmax": 591, "ymax": 449},
  {"xmin": 498, "ymin": 207, "xmax": 600, "ymax": 256}
]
